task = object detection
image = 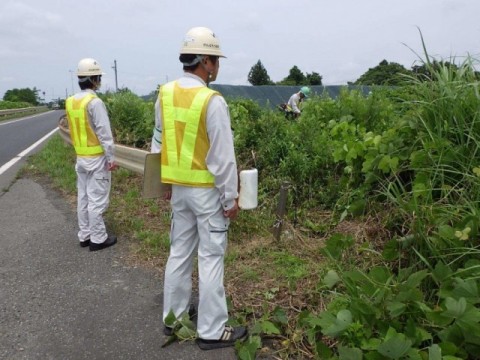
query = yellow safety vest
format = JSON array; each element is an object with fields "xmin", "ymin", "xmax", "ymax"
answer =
[
  {"xmin": 65, "ymin": 93, "xmax": 104, "ymax": 157},
  {"xmin": 159, "ymin": 81, "xmax": 218, "ymax": 187}
]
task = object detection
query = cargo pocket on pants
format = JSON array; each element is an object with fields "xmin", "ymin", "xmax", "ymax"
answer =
[{"xmin": 207, "ymin": 216, "xmax": 229, "ymax": 256}]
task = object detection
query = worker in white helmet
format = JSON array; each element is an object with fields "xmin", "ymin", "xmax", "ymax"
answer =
[
  {"xmin": 65, "ymin": 58, "xmax": 118, "ymax": 251},
  {"xmin": 285, "ymin": 86, "xmax": 311, "ymax": 118},
  {"xmin": 151, "ymin": 27, "xmax": 247, "ymax": 349}
]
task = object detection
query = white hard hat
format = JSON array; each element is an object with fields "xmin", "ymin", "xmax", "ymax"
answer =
[
  {"xmin": 76, "ymin": 58, "xmax": 103, "ymax": 76},
  {"xmin": 180, "ymin": 27, "xmax": 225, "ymax": 57}
]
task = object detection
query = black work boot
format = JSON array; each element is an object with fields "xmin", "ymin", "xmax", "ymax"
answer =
[{"xmin": 89, "ymin": 236, "xmax": 117, "ymax": 251}]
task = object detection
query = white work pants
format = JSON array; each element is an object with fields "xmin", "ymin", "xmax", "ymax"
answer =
[
  {"xmin": 76, "ymin": 159, "xmax": 111, "ymax": 244},
  {"xmin": 163, "ymin": 185, "xmax": 229, "ymax": 340}
]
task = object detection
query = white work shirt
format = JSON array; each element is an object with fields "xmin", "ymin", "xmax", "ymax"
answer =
[
  {"xmin": 287, "ymin": 92, "xmax": 302, "ymax": 114},
  {"xmin": 151, "ymin": 73, "xmax": 238, "ymax": 211},
  {"xmin": 72, "ymin": 89, "xmax": 115, "ymax": 171}
]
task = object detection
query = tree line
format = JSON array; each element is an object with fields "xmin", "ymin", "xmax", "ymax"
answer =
[
  {"xmin": 247, "ymin": 58, "xmax": 480, "ymax": 86},
  {"xmin": 2, "ymin": 87, "xmax": 42, "ymax": 106},
  {"xmin": 3, "ymin": 59, "xmax": 477, "ymax": 108}
]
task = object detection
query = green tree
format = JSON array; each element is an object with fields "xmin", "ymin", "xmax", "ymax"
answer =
[
  {"xmin": 278, "ymin": 65, "xmax": 306, "ymax": 85},
  {"xmin": 354, "ymin": 60, "xmax": 411, "ymax": 86},
  {"xmin": 3, "ymin": 87, "xmax": 40, "ymax": 105},
  {"xmin": 248, "ymin": 60, "xmax": 273, "ymax": 85},
  {"xmin": 306, "ymin": 71, "xmax": 322, "ymax": 85}
]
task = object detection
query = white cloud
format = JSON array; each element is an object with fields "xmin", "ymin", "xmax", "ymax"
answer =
[{"xmin": 1, "ymin": 0, "xmax": 479, "ymax": 101}]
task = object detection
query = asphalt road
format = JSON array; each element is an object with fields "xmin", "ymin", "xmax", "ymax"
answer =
[
  {"xmin": 0, "ymin": 115, "xmax": 237, "ymax": 359},
  {"xmin": 0, "ymin": 110, "xmax": 63, "ymax": 168}
]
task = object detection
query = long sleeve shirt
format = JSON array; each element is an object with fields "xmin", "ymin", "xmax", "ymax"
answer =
[
  {"xmin": 151, "ymin": 73, "xmax": 238, "ymax": 211},
  {"xmin": 287, "ymin": 92, "xmax": 302, "ymax": 114},
  {"xmin": 74, "ymin": 89, "xmax": 115, "ymax": 171}
]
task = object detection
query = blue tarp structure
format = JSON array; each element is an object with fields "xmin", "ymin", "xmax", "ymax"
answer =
[{"xmin": 209, "ymin": 85, "xmax": 373, "ymax": 109}]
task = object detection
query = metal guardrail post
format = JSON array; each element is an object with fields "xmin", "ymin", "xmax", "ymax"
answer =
[{"xmin": 0, "ymin": 106, "xmax": 48, "ymax": 118}]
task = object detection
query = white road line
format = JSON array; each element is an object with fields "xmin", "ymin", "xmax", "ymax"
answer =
[{"xmin": 0, "ymin": 127, "xmax": 59, "ymax": 175}]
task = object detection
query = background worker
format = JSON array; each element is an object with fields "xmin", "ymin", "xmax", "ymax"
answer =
[
  {"xmin": 65, "ymin": 58, "xmax": 118, "ymax": 252},
  {"xmin": 151, "ymin": 26, "xmax": 247, "ymax": 350},
  {"xmin": 286, "ymin": 86, "xmax": 311, "ymax": 117}
]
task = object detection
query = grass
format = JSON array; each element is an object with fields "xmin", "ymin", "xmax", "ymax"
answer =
[
  {"xmin": 23, "ymin": 133, "xmax": 390, "ymax": 358},
  {"xmin": 21, "ymin": 134, "xmax": 77, "ymax": 194}
]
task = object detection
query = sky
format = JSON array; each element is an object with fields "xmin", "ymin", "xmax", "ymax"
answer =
[{"xmin": 1, "ymin": 0, "xmax": 479, "ymax": 102}]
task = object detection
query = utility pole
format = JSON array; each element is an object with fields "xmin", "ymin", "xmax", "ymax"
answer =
[{"xmin": 112, "ymin": 60, "xmax": 118, "ymax": 92}]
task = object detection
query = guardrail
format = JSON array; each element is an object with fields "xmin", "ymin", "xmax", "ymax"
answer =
[
  {"xmin": 58, "ymin": 116, "xmax": 148, "ymax": 174},
  {"xmin": 0, "ymin": 106, "xmax": 48, "ymax": 118}
]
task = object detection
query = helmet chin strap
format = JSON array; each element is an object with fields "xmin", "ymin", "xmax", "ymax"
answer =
[
  {"xmin": 92, "ymin": 79, "xmax": 101, "ymax": 91},
  {"xmin": 199, "ymin": 58, "xmax": 213, "ymax": 86}
]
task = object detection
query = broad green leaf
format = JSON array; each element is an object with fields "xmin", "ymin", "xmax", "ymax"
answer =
[
  {"xmin": 452, "ymin": 278, "xmax": 479, "ymax": 300},
  {"xmin": 394, "ymin": 288, "xmax": 423, "ymax": 303},
  {"xmin": 382, "ymin": 239, "xmax": 399, "ymax": 261},
  {"xmin": 164, "ymin": 310, "xmax": 177, "ymax": 327},
  {"xmin": 260, "ymin": 320, "xmax": 281, "ymax": 335},
  {"xmin": 250, "ymin": 321, "xmax": 263, "ymax": 336},
  {"xmin": 377, "ymin": 332, "xmax": 412, "ymax": 359},
  {"xmin": 176, "ymin": 325, "xmax": 196, "ymax": 340},
  {"xmin": 237, "ymin": 335, "xmax": 261, "ymax": 360},
  {"xmin": 344, "ymin": 270, "xmax": 366, "ymax": 283},
  {"xmin": 437, "ymin": 224, "xmax": 455, "ymax": 240},
  {"xmin": 432, "ymin": 262, "xmax": 452, "ymax": 283},
  {"xmin": 378, "ymin": 155, "xmax": 393, "ymax": 173},
  {"xmin": 338, "ymin": 346, "xmax": 363, "ymax": 360},
  {"xmin": 369, "ymin": 266, "xmax": 391, "ymax": 283},
  {"xmin": 323, "ymin": 270, "xmax": 341, "ymax": 289},
  {"xmin": 272, "ymin": 306, "xmax": 288, "ymax": 325},
  {"xmin": 457, "ymin": 308, "xmax": 480, "ymax": 334},
  {"xmin": 360, "ymin": 337, "xmax": 382, "ymax": 351},
  {"xmin": 179, "ymin": 316, "xmax": 195, "ymax": 330},
  {"xmin": 346, "ymin": 147, "xmax": 358, "ymax": 161},
  {"xmin": 323, "ymin": 309, "xmax": 352, "ymax": 337},
  {"xmin": 412, "ymin": 182, "xmax": 428, "ymax": 199},
  {"xmin": 414, "ymin": 301, "xmax": 432, "ymax": 313},
  {"xmin": 438, "ymin": 341, "xmax": 458, "ymax": 356},
  {"xmin": 351, "ymin": 298, "xmax": 378, "ymax": 316},
  {"xmin": 362, "ymin": 157, "xmax": 374, "ymax": 173},
  {"xmin": 443, "ymin": 297, "xmax": 467, "ymax": 318},
  {"xmin": 428, "ymin": 344, "xmax": 442, "ymax": 360},
  {"xmin": 405, "ymin": 270, "xmax": 429, "ymax": 288},
  {"xmin": 426, "ymin": 310, "xmax": 454, "ymax": 326},
  {"xmin": 315, "ymin": 341, "xmax": 333, "ymax": 358},
  {"xmin": 406, "ymin": 348, "xmax": 422, "ymax": 360},
  {"xmin": 387, "ymin": 302, "xmax": 406, "ymax": 317},
  {"xmin": 316, "ymin": 312, "xmax": 336, "ymax": 328}
]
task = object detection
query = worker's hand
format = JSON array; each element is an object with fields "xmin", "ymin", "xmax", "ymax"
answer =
[
  {"xmin": 163, "ymin": 185, "xmax": 172, "ymax": 201},
  {"xmin": 223, "ymin": 200, "xmax": 239, "ymax": 219},
  {"xmin": 163, "ymin": 191, "xmax": 172, "ymax": 201},
  {"xmin": 107, "ymin": 162, "xmax": 119, "ymax": 171}
]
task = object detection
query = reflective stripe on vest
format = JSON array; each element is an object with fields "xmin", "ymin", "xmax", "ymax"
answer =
[
  {"xmin": 160, "ymin": 81, "xmax": 217, "ymax": 187},
  {"xmin": 65, "ymin": 94, "xmax": 104, "ymax": 157}
]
